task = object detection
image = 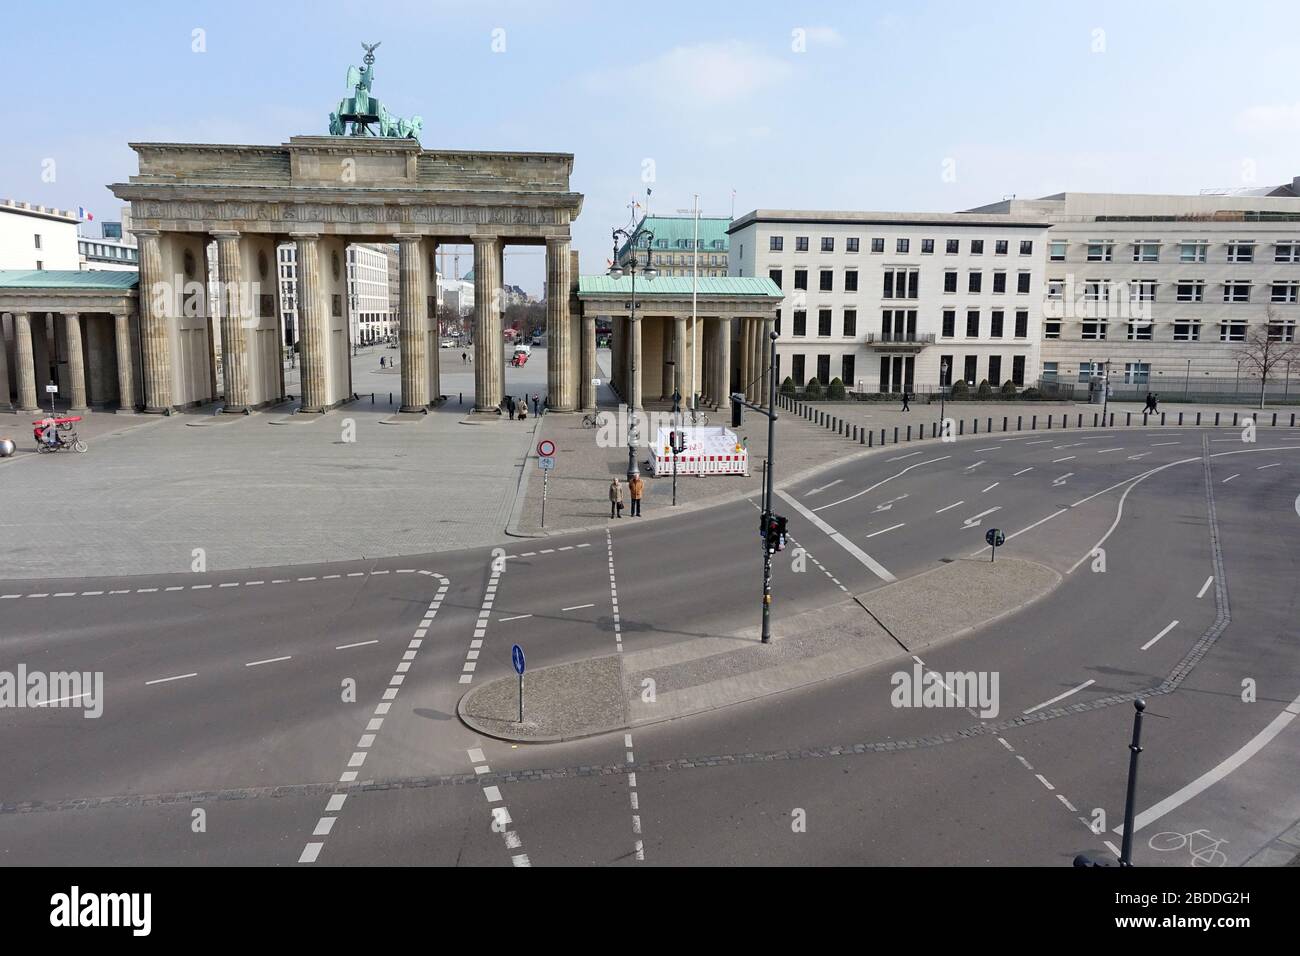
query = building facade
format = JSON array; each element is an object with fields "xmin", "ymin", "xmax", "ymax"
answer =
[
  {"xmin": 0, "ymin": 200, "xmax": 81, "ymax": 271},
  {"xmin": 968, "ymin": 184, "xmax": 1300, "ymax": 398},
  {"xmin": 728, "ymin": 210, "xmax": 1050, "ymax": 394},
  {"xmin": 347, "ymin": 243, "xmax": 394, "ymax": 345},
  {"xmin": 617, "ymin": 215, "xmax": 731, "ymax": 278}
]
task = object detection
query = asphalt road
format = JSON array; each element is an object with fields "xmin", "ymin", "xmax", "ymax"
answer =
[{"xmin": 2, "ymin": 424, "xmax": 1298, "ymax": 866}]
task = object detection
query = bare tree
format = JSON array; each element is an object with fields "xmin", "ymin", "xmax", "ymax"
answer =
[{"xmin": 1235, "ymin": 306, "xmax": 1300, "ymax": 409}]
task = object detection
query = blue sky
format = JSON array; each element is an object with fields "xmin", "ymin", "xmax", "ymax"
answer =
[{"xmin": 7, "ymin": 0, "xmax": 1300, "ymax": 293}]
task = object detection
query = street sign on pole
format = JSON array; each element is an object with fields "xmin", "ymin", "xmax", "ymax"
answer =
[
  {"xmin": 985, "ymin": 527, "xmax": 1006, "ymax": 562},
  {"xmin": 537, "ymin": 439, "xmax": 556, "ymax": 458},
  {"xmin": 538, "ymin": 456, "xmax": 555, "ymax": 470},
  {"xmin": 512, "ymin": 644, "xmax": 526, "ymax": 723}
]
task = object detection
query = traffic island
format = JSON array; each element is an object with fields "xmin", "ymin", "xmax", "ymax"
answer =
[{"xmin": 458, "ymin": 654, "xmax": 626, "ymax": 742}]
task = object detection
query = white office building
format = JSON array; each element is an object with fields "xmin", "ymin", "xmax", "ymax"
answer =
[
  {"xmin": 276, "ymin": 242, "xmax": 393, "ymax": 347},
  {"xmin": 728, "ymin": 210, "xmax": 1050, "ymax": 394},
  {"xmin": 0, "ymin": 199, "xmax": 81, "ymax": 271}
]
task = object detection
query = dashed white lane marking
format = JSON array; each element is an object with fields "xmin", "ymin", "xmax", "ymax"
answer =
[
  {"xmin": 1096, "ymin": 447, "xmax": 1124, "ymax": 454},
  {"xmin": 1052, "ymin": 472, "xmax": 1074, "ymax": 486},
  {"xmin": 964, "ymin": 460, "xmax": 986, "ymax": 470},
  {"xmin": 336, "ymin": 639, "xmax": 379, "ymax": 650},
  {"xmin": 777, "ymin": 490, "xmax": 896, "ymax": 583},
  {"xmin": 1024, "ymin": 439, "xmax": 1051, "ymax": 445},
  {"xmin": 980, "ymin": 482, "xmax": 999, "ymax": 493},
  {"xmin": 805, "ymin": 478, "xmax": 842, "ymax": 496},
  {"xmin": 1022, "ymin": 679, "xmax": 1096, "ymax": 715},
  {"xmin": 245, "ymin": 656, "xmax": 291, "ymax": 667},
  {"xmin": 1257, "ymin": 462, "xmax": 1280, "ymax": 470},
  {"xmin": 466, "ymin": 749, "xmax": 530, "ymax": 866},
  {"xmin": 1126, "ymin": 452, "xmax": 1151, "ymax": 460},
  {"xmin": 561, "ymin": 603, "xmax": 595, "ymax": 612},
  {"xmin": 1197, "ymin": 576, "xmax": 1214, "ymax": 599},
  {"xmin": 1151, "ymin": 441, "xmax": 1180, "ymax": 446},
  {"xmin": 1104, "ymin": 840, "xmax": 1123, "ymax": 857},
  {"xmin": 1051, "ymin": 456, "xmax": 1075, "ymax": 463},
  {"xmin": 886, "ymin": 451, "xmax": 921, "ymax": 462},
  {"xmin": 1140, "ymin": 619, "xmax": 1179, "ymax": 652},
  {"xmin": 935, "ymin": 500, "xmax": 964, "ymax": 514},
  {"xmin": 813, "ymin": 456, "xmax": 949, "ymax": 513},
  {"xmin": 606, "ymin": 529, "xmax": 623, "ymax": 653},
  {"xmin": 1222, "ymin": 473, "xmax": 1239, "ymax": 483},
  {"xmin": 1035, "ymin": 774, "xmax": 1056, "ymax": 792},
  {"xmin": 298, "ymin": 572, "xmax": 450, "ymax": 864},
  {"xmin": 1013, "ymin": 467, "xmax": 1033, "ymax": 476},
  {"xmin": 786, "ymin": 532, "xmax": 849, "ymax": 594},
  {"xmin": 498, "ymin": 614, "xmax": 532, "ymax": 623},
  {"xmin": 1057, "ymin": 794, "xmax": 1078, "ymax": 813},
  {"xmin": 1116, "ymin": 687, "xmax": 1300, "ymax": 837},
  {"xmin": 865, "ymin": 523, "xmax": 904, "ymax": 538},
  {"xmin": 973, "ymin": 446, "xmax": 1000, "ymax": 453},
  {"xmin": 459, "ymin": 562, "xmax": 502, "ymax": 685},
  {"xmin": 624, "ymin": 734, "xmax": 645, "ymax": 862},
  {"xmin": 144, "ymin": 673, "xmax": 197, "ymax": 686}
]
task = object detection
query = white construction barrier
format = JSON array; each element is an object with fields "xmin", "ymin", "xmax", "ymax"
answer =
[{"xmin": 650, "ymin": 426, "xmax": 748, "ymax": 477}]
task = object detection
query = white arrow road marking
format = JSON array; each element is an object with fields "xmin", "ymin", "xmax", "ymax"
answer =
[
  {"xmin": 935, "ymin": 500, "xmax": 965, "ymax": 514},
  {"xmin": 814, "ymin": 457, "xmax": 949, "ymax": 512},
  {"xmin": 962, "ymin": 506, "xmax": 1002, "ymax": 528},
  {"xmin": 805, "ymin": 478, "xmax": 842, "ymax": 496},
  {"xmin": 1127, "ymin": 452, "xmax": 1151, "ymax": 460},
  {"xmin": 1140, "ymin": 620, "xmax": 1179, "ymax": 651},
  {"xmin": 1022, "ymin": 679, "xmax": 1095, "ymax": 715},
  {"xmin": 873, "ymin": 494, "xmax": 909, "ymax": 512},
  {"xmin": 777, "ymin": 490, "xmax": 896, "ymax": 582},
  {"xmin": 1052, "ymin": 472, "xmax": 1074, "ymax": 486},
  {"xmin": 1116, "ymin": 688, "xmax": 1300, "ymax": 836}
]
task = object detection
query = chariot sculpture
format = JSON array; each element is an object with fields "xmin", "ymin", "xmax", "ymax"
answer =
[{"xmin": 329, "ymin": 42, "xmax": 423, "ymax": 140}]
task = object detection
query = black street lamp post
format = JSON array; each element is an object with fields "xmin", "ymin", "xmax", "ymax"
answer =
[{"xmin": 610, "ymin": 207, "xmax": 656, "ymax": 479}]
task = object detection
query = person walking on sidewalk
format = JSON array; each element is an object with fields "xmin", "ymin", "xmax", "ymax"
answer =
[
  {"xmin": 609, "ymin": 477, "xmax": 625, "ymax": 518},
  {"xmin": 507, "ymin": 396, "xmax": 516, "ymax": 420},
  {"xmin": 901, "ymin": 389, "xmax": 911, "ymax": 413},
  {"xmin": 532, "ymin": 394, "xmax": 540, "ymax": 417},
  {"xmin": 628, "ymin": 473, "xmax": 644, "ymax": 516},
  {"xmin": 518, "ymin": 400, "xmax": 528, "ymax": 422}
]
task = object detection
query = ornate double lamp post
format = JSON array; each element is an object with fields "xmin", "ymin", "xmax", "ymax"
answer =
[{"xmin": 609, "ymin": 219, "xmax": 656, "ymax": 477}]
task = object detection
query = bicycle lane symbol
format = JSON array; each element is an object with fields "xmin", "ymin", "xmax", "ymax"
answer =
[{"xmin": 1148, "ymin": 829, "xmax": 1229, "ymax": 867}]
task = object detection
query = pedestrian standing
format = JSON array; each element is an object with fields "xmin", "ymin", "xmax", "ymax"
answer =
[
  {"xmin": 628, "ymin": 473, "xmax": 644, "ymax": 517},
  {"xmin": 461, "ymin": 351, "xmax": 466, "ymax": 364},
  {"xmin": 518, "ymin": 401, "xmax": 528, "ymax": 422},
  {"xmin": 532, "ymin": 394, "xmax": 540, "ymax": 417},
  {"xmin": 507, "ymin": 396, "xmax": 516, "ymax": 420},
  {"xmin": 901, "ymin": 389, "xmax": 910, "ymax": 412},
  {"xmin": 609, "ymin": 477, "xmax": 624, "ymax": 518}
]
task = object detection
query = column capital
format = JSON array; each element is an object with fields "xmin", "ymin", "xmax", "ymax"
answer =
[
  {"xmin": 133, "ymin": 228, "xmax": 160, "ymax": 238},
  {"xmin": 545, "ymin": 234, "xmax": 572, "ymax": 247},
  {"xmin": 289, "ymin": 232, "xmax": 320, "ymax": 243},
  {"xmin": 394, "ymin": 233, "xmax": 424, "ymax": 244},
  {"xmin": 210, "ymin": 229, "xmax": 241, "ymax": 240},
  {"xmin": 472, "ymin": 235, "xmax": 499, "ymax": 250}
]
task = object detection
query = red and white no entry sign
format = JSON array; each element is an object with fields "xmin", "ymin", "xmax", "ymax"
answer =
[{"xmin": 537, "ymin": 439, "xmax": 556, "ymax": 457}]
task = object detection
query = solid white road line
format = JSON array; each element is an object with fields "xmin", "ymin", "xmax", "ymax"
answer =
[
  {"xmin": 1022, "ymin": 679, "xmax": 1095, "ymax": 715},
  {"xmin": 1117, "ymin": 688, "xmax": 1300, "ymax": 836},
  {"xmin": 805, "ymin": 478, "xmax": 842, "ymax": 496},
  {"xmin": 498, "ymin": 614, "xmax": 533, "ymax": 622},
  {"xmin": 968, "ymin": 508, "xmax": 1067, "ymax": 557},
  {"xmin": 887, "ymin": 451, "xmax": 922, "ymax": 462},
  {"xmin": 1222, "ymin": 473, "xmax": 1239, "ymax": 483},
  {"xmin": 777, "ymin": 490, "xmax": 896, "ymax": 582},
  {"xmin": 981, "ymin": 482, "xmax": 999, "ymax": 493},
  {"xmin": 1257, "ymin": 462, "xmax": 1280, "ymax": 470},
  {"xmin": 335, "ymin": 640, "xmax": 379, "ymax": 650},
  {"xmin": 145, "ymin": 673, "xmax": 197, "ymax": 686},
  {"xmin": 562, "ymin": 603, "xmax": 595, "ymax": 612},
  {"xmin": 935, "ymin": 500, "xmax": 964, "ymax": 514},
  {"xmin": 1197, "ymin": 576, "xmax": 1214, "ymax": 599},
  {"xmin": 1140, "ymin": 620, "xmax": 1179, "ymax": 651},
  {"xmin": 813, "ymin": 456, "xmax": 949, "ymax": 512},
  {"xmin": 865, "ymin": 523, "xmax": 904, "ymax": 538}
]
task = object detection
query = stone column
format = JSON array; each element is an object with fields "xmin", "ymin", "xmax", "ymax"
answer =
[
  {"xmin": 739, "ymin": 318, "xmax": 752, "ymax": 402},
  {"xmin": 213, "ymin": 231, "xmax": 250, "ymax": 412},
  {"xmin": 115, "ymin": 313, "xmax": 136, "ymax": 411},
  {"xmin": 716, "ymin": 317, "xmax": 732, "ymax": 407},
  {"xmin": 545, "ymin": 236, "xmax": 575, "ymax": 411},
  {"xmin": 13, "ymin": 312, "xmax": 39, "ymax": 412},
  {"xmin": 0, "ymin": 315, "xmax": 9, "ymax": 407},
  {"xmin": 660, "ymin": 320, "xmax": 673, "ymax": 399},
  {"xmin": 63, "ymin": 312, "xmax": 88, "ymax": 413},
  {"xmin": 294, "ymin": 234, "xmax": 328, "ymax": 413},
  {"xmin": 136, "ymin": 230, "xmax": 173, "ymax": 413},
  {"xmin": 628, "ymin": 317, "xmax": 643, "ymax": 410},
  {"xmin": 473, "ymin": 236, "xmax": 502, "ymax": 411},
  {"xmin": 397, "ymin": 234, "xmax": 429, "ymax": 412},
  {"xmin": 761, "ymin": 317, "xmax": 775, "ymax": 408},
  {"xmin": 427, "ymin": 241, "xmax": 440, "ymax": 405},
  {"xmin": 674, "ymin": 316, "xmax": 687, "ymax": 403},
  {"xmin": 751, "ymin": 318, "xmax": 764, "ymax": 404},
  {"xmin": 581, "ymin": 313, "xmax": 597, "ymax": 411}
]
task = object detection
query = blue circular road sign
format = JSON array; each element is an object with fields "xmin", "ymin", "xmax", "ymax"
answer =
[{"xmin": 512, "ymin": 644, "xmax": 525, "ymax": 675}]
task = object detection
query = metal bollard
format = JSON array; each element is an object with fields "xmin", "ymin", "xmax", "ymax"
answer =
[
  {"xmin": 1197, "ymin": 412, "xmax": 1202, "ymax": 426},
  {"xmin": 868, "ymin": 430, "xmax": 873, "ymax": 447},
  {"xmin": 987, "ymin": 417, "xmax": 993, "ymax": 432},
  {"xmin": 1215, "ymin": 412, "xmax": 1220, "ymax": 426},
  {"xmin": 1017, "ymin": 415, "xmax": 1022, "ymax": 431},
  {"xmin": 1272, "ymin": 412, "xmax": 1278, "ymax": 427},
  {"xmin": 1093, "ymin": 413, "xmax": 1098, "ymax": 427},
  {"xmin": 1126, "ymin": 412, "xmax": 1131, "ymax": 426},
  {"xmin": 1161, "ymin": 412, "xmax": 1166, "ymax": 426},
  {"xmin": 1046, "ymin": 415, "xmax": 1052, "ymax": 429},
  {"xmin": 1232, "ymin": 412, "xmax": 1238, "ymax": 427},
  {"xmin": 959, "ymin": 420, "xmax": 964, "ymax": 435},
  {"xmin": 881, "ymin": 428, "xmax": 886, "ymax": 444},
  {"xmin": 907, "ymin": 424, "xmax": 912, "ymax": 441},
  {"xmin": 1077, "ymin": 413, "xmax": 1083, "ymax": 428},
  {"xmin": 860, "ymin": 427, "xmax": 865, "ymax": 445},
  {"xmin": 1003, "ymin": 416, "xmax": 1008, "ymax": 432},
  {"xmin": 893, "ymin": 426, "xmax": 899, "ymax": 443},
  {"xmin": 1178, "ymin": 412, "xmax": 1183, "ymax": 425},
  {"xmin": 973, "ymin": 418, "xmax": 979, "ymax": 434}
]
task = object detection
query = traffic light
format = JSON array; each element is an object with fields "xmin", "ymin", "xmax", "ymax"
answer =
[
  {"xmin": 761, "ymin": 513, "xmax": 788, "ymax": 552},
  {"xmin": 731, "ymin": 394, "xmax": 743, "ymax": 428}
]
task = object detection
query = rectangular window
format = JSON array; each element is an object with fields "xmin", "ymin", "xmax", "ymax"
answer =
[
  {"xmin": 884, "ymin": 269, "xmax": 918, "ymax": 299},
  {"xmin": 846, "ymin": 237, "xmax": 860, "ymax": 253},
  {"xmin": 1224, "ymin": 281, "xmax": 1251, "ymax": 303},
  {"xmin": 769, "ymin": 236, "xmax": 783, "ymax": 251},
  {"xmin": 992, "ymin": 272, "xmax": 1007, "ymax": 294},
  {"xmin": 1017, "ymin": 272, "xmax": 1031, "ymax": 295},
  {"xmin": 817, "ymin": 354, "xmax": 830, "ymax": 384},
  {"xmin": 970, "ymin": 240, "xmax": 984, "ymax": 255},
  {"xmin": 871, "ymin": 237, "xmax": 885, "ymax": 253},
  {"xmin": 1047, "ymin": 279, "xmax": 1065, "ymax": 300},
  {"xmin": 944, "ymin": 271, "xmax": 957, "ymax": 293},
  {"xmin": 988, "ymin": 355, "xmax": 1002, "ymax": 385},
  {"xmin": 908, "ymin": 271, "xmax": 918, "ymax": 298},
  {"xmin": 34, "ymin": 234, "xmax": 42, "ymax": 249},
  {"xmin": 1226, "ymin": 241, "xmax": 1255, "ymax": 263},
  {"xmin": 820, "ymin": 270, "xmax": 833, "ymax": 292},
  {"xmin": 966, "ymin": 309, "xmax": 980, "ymax": 337},
  {"xmin": 794, "ymin": 269, "xmax": 808, "ymax": 290},
  {"xmin": 842, "ymin": 354, "xmax": 855, "ymax": 386},
  {"xmin": 882, "ymin": 271, "xmax": 893, "ymax": 299},
  {"xmin": 1083, "ymin": 279, "xmax": 1109, "ymax": 303},
  {"xmin": 1274, "ymin": 241, "xmax": 1300, "ymax": 262},
  {"xmin": 968, "ymin": 271, "xmax": 982, "ymax": 293},
  {"xmin": 1132, "ymin": 240, "xmax": 1160, "ymax": 262},
  {"xmin": 1020, "ymin": 240, "xmax": 1034, "ymax": 256},
  {"xmin": 922, "ymin": 239, "xmax": 935, "ymax": 254},
  {"xmin": 796, "ymin": 236, "xmax": 809, "ymax": 252},
  {"xmin": 1086, "ymin": 241, "xmax": 1113, "ymax": 262},
  {"xmin": 1049, "ymin": 240, "xmax": 1067, "ymax": 261},
  {"xmin": 844, "ymin": 270, "xmax": 858, "ymax": 292},
  {"xmin": 940, "ymin": 355, "xmax": 954, "ymax": 386},
  {"xmin": 1268, "ymin": 321, "xmax": 1296, "ymax": 342},
  {"xmin": 775, "ymin": 309, "xmax": 781, "ymax": 335},
  {"xmin": 989, "ymin": 310, "xmax": 1004, "ymax": 338},
  {"xmin": 1173, "ymin": 321, "xmax": 1200, "ymax": 341},
  {"xmin": 995, "ymin": 240, "xmax": 1008, "ymax": 255},
  {"xmin": 1014, "ymin": 310, "xmax": 1029, "ymax": 338},
  {"xmin": 1176, "ymin": 280, "xmax": 1205, "ymax": 302},
  {"xmin": 1042, "ymin": 362, "xmax": 1059, "ymax": 381},
  {"xmin": 793, "ymin": 310, "xmax": 807, "ymax": 336},
  {"xmin": 818, "ymin": 309, "xmax": 832, "ymax": 336},
  {"xmin": 1081, "ymin": 321, "xmax": 1107, "ymax": 340},
  {"xmin": 942, "ymin": 309, "xmax": 956, "ymax": 338},
  {"xmin": 1180, "ymin": 241, "xmax": 1208, "ymax": 263},
  {"xmin": 1124, "ymin": 362, "xmax": 1151, "ymax": 385},
  {"xmin": 963, "ymin": 355, "xmax": 978, "ymax": 385},
  {"xmin": 1130, "ymin": 279, "xmax": 1157, "ymax": 302},
  {"xmin": 1127, "ymin": 321, "xmax": 1153, "ymax": 341},
  {"xmin": 896, "ymin": 238, "xmax": 910, "ymax": 254},
  {"xmin": 1012, "ymin": 355, "xmax": 1025, "ymax": 386},
  {"xmin": 792, "ymin": 354, "xmax": 805, "ymax": 386},
  {"xmin": 1077, "ymin": 362, "xmax": 1102, "ymax": 384},
  {"xmin": 769, "ymin": 268, "xmax": 782, "ymax": 288},
  {"xmin": 946, "ymin": 239, "xmax": 959, "ymax": 254},
  {"xmin": 1271, "ymin": 281, "xmax": 1299, "ymax": 303},
  {"xmin": 1220, "ymin": 321, "xmax": 1247, "ymax": 342},
  {"xmin": 843, "ymin": 309, "xmax": 857, "ymax": 337},
  {"xmin": 1044, "ymin": 319, "xmax": 1061, "ymax": 339}
]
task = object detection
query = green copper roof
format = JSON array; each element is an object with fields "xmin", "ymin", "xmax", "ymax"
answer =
[
  {"xmin": 0, "ymin": 270, "xmax": 139, "ymax": 290},
  {"xmin": 578, "ymin": 275, "xmax": 780, "ymax": 297},
  {"xmin": 616, "ymin": 215, "xmax": 732, "ymax": 260}
]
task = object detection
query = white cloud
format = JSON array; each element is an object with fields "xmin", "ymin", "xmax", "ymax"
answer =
[
  {"xmin": 583, "ymin": 40, "xmax": 791, "ymax": 111},
  {"xmin": 802, "ymin": 26, "xmax": 845, "ymax": 47},
  {"xmin": 1236, "ymin": 103, "xmax": 1300, "ymax": 134}
]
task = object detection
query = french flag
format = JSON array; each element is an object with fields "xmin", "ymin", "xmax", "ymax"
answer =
[{"xmin": 77, "ymin": 206, "xmax": 93, "ymax": 221}]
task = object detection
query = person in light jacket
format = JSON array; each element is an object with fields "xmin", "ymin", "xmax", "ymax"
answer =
[{"xmin": 609, "ymin": 478, "xmax": 624, "ymax": 518}]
